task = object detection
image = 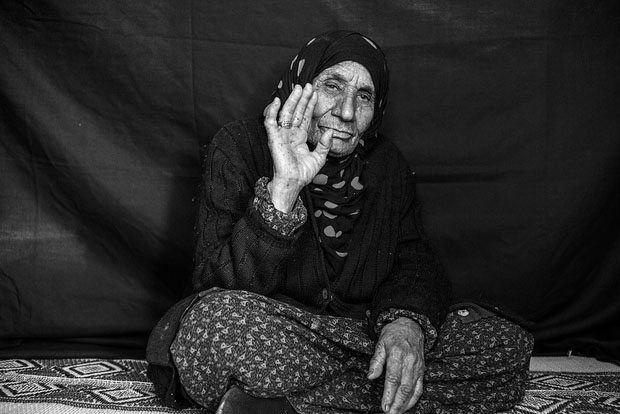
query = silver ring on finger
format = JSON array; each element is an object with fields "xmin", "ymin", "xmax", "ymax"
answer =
[{"xmin": 279, "ymin": 120, "xmax": 293, "ymax": 129}]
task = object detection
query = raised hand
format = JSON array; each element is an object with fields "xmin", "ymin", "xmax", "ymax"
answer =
[{"xmin": 263, "ymin": 83, "xmax": 333, "ymax": 212}]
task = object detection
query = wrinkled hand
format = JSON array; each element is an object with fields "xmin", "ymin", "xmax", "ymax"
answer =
[
  {"xmin": 368, "ymin": 318, "xmax": 425, "ymax": 414},
  {"xmin": 263, "ymin": 83, "xmax": 333, "ymax": 212}
]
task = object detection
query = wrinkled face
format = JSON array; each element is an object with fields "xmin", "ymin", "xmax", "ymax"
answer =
[{"xmin": 308, "ymin": 61, "xmax": 375, "ymax": 157}]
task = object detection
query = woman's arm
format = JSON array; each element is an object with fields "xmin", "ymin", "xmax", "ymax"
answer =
[
  {"xmin": 191, "ymin": 84, "xmax": 333, "ymax": 295},
  {"xmin": 190, "ymin": 121, "xmax": 301, "ymax": 295},
  {"xmin": 369, "ymin": 158, "xmax": 452, "ymax": 336},
  {"xmin": 367, "ymin": 155, "xmax": 451, "ymax": 414}
]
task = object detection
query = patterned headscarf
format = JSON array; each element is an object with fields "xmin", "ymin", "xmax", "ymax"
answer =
[
  {"xmin": 274, "ymin": 30, "xmax": 389, "ymax": 143},
  {"xmin": 273, "ymin": 31, "xmax": 390, "ymax": 277}
]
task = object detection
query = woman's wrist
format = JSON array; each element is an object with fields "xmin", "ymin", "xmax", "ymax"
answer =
[
  {"xmin": 268, "ymin": 178, "xmax": 303, "ymax": 213},
  {"xmin": 253, "ymin": 177, "xmax": 307, "ymax": 236}
]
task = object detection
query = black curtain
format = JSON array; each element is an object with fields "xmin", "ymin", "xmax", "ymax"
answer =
[{"xmin": 1, "ymin": 0, "xmax": 619, "ymax": 362}]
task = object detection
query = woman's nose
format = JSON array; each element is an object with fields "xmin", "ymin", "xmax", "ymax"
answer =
[{"xmin": 333, "ymin": 93, "xmax": 356, "ymax": 121}]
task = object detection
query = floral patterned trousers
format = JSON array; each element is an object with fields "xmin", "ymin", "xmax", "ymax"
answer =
[{"xmin": 170, "ymin": 290, "xmax": 533, "ymax": 413}]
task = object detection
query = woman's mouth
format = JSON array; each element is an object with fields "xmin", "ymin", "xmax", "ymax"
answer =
[{"xmin": 320, "ymin": 126, "xmax": 354, "ymax": 140}]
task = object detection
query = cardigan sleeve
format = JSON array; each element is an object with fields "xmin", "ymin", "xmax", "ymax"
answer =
[
  {"xmin": 190, "ymin": 121, "xmax": 303, "ymax": 295},
  {"xmin": 369, "ymin": 155, "xmax": 452, "ymax": 341},
  {"xmin": 253, "ymin": 177, "xmax": 307, "ymax": 236}
]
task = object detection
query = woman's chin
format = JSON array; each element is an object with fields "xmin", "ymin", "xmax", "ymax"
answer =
[{"xmin": 328, "ymin": 139, "xmax": 358, "ymax": 158}]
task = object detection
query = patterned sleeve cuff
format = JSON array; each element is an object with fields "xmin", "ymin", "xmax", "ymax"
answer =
[
  {"xmin": 374, "ymin": 308, "xmax": 438, "ymax": 353},
  {"xmin": 252, "ymin": 176, "xmax": 307, "ymax": 237}
]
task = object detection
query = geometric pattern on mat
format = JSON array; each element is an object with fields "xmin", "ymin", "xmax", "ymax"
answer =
[
  {"xmin": 0, "ymin": 359, "xmax": 206, "ymax": 413},
  {"xmin": 505, "ymin": 372, "xmax": 620, "ymax": 414},
  {"xmin": 1, "ymin": 359, "xmax": 619, "ymax": 413},
  {"xmin": 59, "ymin": 360, "xmax": 125, "ymax": 378}
]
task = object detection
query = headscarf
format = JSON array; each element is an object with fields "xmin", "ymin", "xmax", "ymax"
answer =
[
  {"xmin": 274, "ymin": 30, "xmax": 389, "ymax": 144},
  {"xmin": 272, "ymin": 31, "xmax": 390, "ymax": 278}
]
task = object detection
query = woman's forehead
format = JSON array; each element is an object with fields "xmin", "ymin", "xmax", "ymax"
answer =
[{"xmin": 314, "ymin": 61, "xmax": 374, "ymax": 92}]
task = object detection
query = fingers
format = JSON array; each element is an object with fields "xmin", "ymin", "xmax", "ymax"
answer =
[
  {"xmin": 407, "ymin": 376, "xmax": 424, "ymax": 412},
  {"xmin": 312, "ymin": 128, "xmax": 333, "ymax": 163},
  {"xmin": 278, "ymin": 85, "xmax": 302, "ymax": 126},
  {"xmin": 395, "ymin": 355, "xmax": 416, "ymax": 406},
  {"xmin": 368, "ymin": 342, "xmax": 387, "ymax": 380},
  {"xmin": 386, "ymin": 355, "xmax": 424, "ymax": 414},
  {"xmin": 264, "ymin": 97, "xmax": 281, "ymax": 132},
  {"xmin": 292, "ymin": 84, "xmax": 314, "ymax": 127},
  {"xmin": 299, "ymin": 90, "xmax": 317, "ymax": 131},
  {"xmin": 381, "ymin": 351, "xmax": 402, "ymax": 412},
  {"xmin": 278, "ymin": 83, "xmax": 313, "ymax": 128}
]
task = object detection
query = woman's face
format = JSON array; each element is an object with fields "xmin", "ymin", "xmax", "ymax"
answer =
[{"xmin": 308, "ymin": 61, "xmax": 375, "ymax": 157}]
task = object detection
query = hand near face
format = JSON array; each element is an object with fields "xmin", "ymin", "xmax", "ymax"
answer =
[
  {"xmin": 263, "ymin": 83, "xmax": 333, "ymax": 213},
  {"xmin": 368, "ymin": 317, "xmax": 426, "ymax": 414}
]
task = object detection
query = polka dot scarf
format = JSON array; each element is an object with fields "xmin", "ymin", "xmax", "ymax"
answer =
[
  {"xmin": 272, "ymin": 31, "xmax": 389, "ymax": 277},
  {"xmin": 308, "ymin": 152, "xmax": 366, "ymax": 276}
]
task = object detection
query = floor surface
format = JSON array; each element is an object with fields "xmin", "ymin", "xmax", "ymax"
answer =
[{"xmin": 530, "ymin": 355, "xmax": 620, "ymax": 372}]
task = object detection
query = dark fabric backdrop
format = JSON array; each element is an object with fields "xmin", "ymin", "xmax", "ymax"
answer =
[{"xmin": 1, "ymin": 1, "xmax": 619, "ymax": 362}]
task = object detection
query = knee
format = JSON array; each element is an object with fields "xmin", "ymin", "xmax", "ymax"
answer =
[
  {"xmin": 188, "ymin": 290, "xmax": 257, "ymax": 325},
  {"xmin": 434, "ymin": 307, "xmax": 534, "ymax": 366},
  {"xmin": 175, "ymin": 291, "xmax": 253, "ymax": 346},
  {"xmin": 488, "ymin": 316, "xmax": 534, "ymax": 366}
]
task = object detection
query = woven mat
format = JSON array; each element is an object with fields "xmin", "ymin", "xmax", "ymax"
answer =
[{"xmin": 1, "ymin": 359, "xmax": 619, "ymax": 413}]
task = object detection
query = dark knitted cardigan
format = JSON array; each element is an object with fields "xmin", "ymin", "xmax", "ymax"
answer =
[{"xmin": 146, "ymin": 117, "xmax": 452, "ymax": 408}]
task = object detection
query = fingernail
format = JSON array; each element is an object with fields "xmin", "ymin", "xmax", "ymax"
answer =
[{"xmin": 383, "ymin": 403, "xmax": 390, "ymax": 412}]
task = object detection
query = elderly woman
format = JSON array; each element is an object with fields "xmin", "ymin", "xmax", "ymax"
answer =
[{"xmin": 147, "ymin": 31, "xmax": 533, "ymax": 414}]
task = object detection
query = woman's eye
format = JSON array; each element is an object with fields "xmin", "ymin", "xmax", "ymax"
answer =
[
  {"xmin": 325, "ymin": 82, "xmax": 340, "ymax": 91},
  {"xmin": 358, "ymin": 93, "xmax": 374, "ymax": 103}
]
